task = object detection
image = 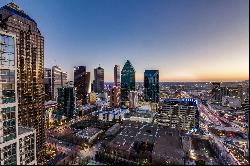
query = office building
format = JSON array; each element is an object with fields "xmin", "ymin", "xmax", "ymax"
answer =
[
  {"xmin": 129, "ymin": 91, "xmax": 138, "ymax": 109},
  {"xmin": 0, "ymin": 3, "xmax": 45, "ymax": 161},
  {"xmin": 44, "ymin": 68, "xmax": 52, "ymax": 101},
  {"xmin": 74, "ymin": 66, "xmax": 90, "ymax": 105},
  {"xmin": 121, "ymin": 60, "xmax": 135, "ymax": 104},
  {"xmin": 0, "ymin": 31, "xmax": 37, "ymax": 165},
  {"xmin": 52, "ymin": 65, "xmax": 63, "ymax": 100},
  {"xmin": 110, "ymin": 86, "xmax": 120, "ymax": 107},
  {"xmin": 114, "ymin": 65, "xmax": 120, "ymax": 87},
  {"xmin": 144, "ymin": 70, "xmax": 159, "ymax": 103},
  {"xmin": 89, "ymin": 92, "xmax": 97, "ymax": 105},
  {"xmin": 156, "ymin": 98, "xmax": 199, "ymax": 130},
  {"xmin": 211, "ymin": 82, "xmax": 222, "ymax": 102},
  {"xmin": 61, "ymin": 71, "xmax": 68, "ymax": 87},
  {"xmin": 57, "ymin": 87, "xmax": 76, "ymax": 119},
  {"xmin": 93, "ymin": 66, "xmax": 104, "ymax": 93}
]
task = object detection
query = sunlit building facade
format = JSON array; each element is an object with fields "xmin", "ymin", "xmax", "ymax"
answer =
[{"xmin": 0, "ymin": 3, "xmax": 45, "ymax": 161}]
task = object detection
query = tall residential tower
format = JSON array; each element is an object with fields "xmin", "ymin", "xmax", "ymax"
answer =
[{"xmin": 0, "ymin": 3, "xmax": 45, "ymax": 161}]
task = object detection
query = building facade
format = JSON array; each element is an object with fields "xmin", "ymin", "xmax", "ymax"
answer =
[
  {"xmin": 110, "ymin": 86, "xmax": 120, "ymax": 108},
  {"xmin": 144, "ymin": 70, "xmax": 159, "ymax": 103},
  {"xmin": 44, "ymin": 68, "xmax": 52, "ymax": 101},
  {"xmin": 114, "ymin": 65, "xmax": 120, "ymax": 87},
  {"xmin": 129, "ymin": 91, "xmax": 138, "ymax": 109},
  {"xmin": 0, "ymin": 3, "xmax": 45, "ymax": 161},
  {"xmin": 94, "ymin": 66, "xmax": 104, "ymax": 93},
  {"xmin": 121, "ymin": 60, "xmax": 135, "ymax": 104},
  {"xmin": 156, "ymin": 98, "xmax": 199, "ymax": 130},
  {"xmin": 57, "ymin": 87, "xmax": 76, "ymax": 119},
  {"xmin": 0, "ymin": 31, "xmax": 36, "ymax": 165}
]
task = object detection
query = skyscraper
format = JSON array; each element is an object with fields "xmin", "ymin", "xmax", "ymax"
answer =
[
  {"xmin": 0, "ymin": 3, "xmax": 45, "ymax": 161},
  {"xmin": 57, "ymin": 87, "xmax": 76, "ymax": 119},
  {"xmin": 110, "ymin": 86, "xmax": 121, "ymax": 107},
  {"xmin": 114, "ymin": 65, "xmax": 120, "ymax": 87},
  {"xmin": 94, "ymin": 66, "xmax": 104, "ymax": 93},
  {"xmin": 52, "ymin": 65, "xmax": 63, "ymax": 100},
  {"xmin": 44, "ymin": 68, "xmax": 52, "ymax": 101},
  {"xmin": 144, "ymin": 70, "xmax": 159, "ymax": 103},
  {"xmin": 121, "ymin": 60, "xmax": 135, "ymax": 104},
  {"xmin": 0, "ymin": 31, "xmax": 37, "ymax": 165},
  {"xmin": 74, "ymin": 66, "xmax": 90, "ymax": 105}
]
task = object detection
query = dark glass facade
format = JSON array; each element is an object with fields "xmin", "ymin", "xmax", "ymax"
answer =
[
  {"xmin": 74, "ymin": 66, "xmax": 90, "ymax": 105},
  {"xmin": 57, "ymin": 87, "xmax": 76, "ymax": 118},
  {"xmin": 94, "ymin": 66, "xmax": 104, "ymax": 93},
  {"xmin": 44, "ymin": 68, "xmax": 52, "ymax": 101},
  {"xmin": 144, "ymin": 70, "xmax": 159, "ymax": 103},
  {"xmin": 121, "ymin": 60, "xmax": 135, "ymax": 103},
  {"xmin": 114, "ymin": 65, "xmax": 120, "ymax": 87}
]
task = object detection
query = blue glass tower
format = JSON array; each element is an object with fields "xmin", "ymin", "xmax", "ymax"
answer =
[
  {"xmin": 144, "ymin": 70, "xmax": 159, "ymax": 103},
  {"xmin": 121, "ymin": 60, "xmax": 135, "ymax": 104}
]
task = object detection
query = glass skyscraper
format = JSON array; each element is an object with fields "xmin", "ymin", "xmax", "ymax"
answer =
[
  {"xmin": 144, "ymin": 70, "xmax": 159, "ymax": 103},
  {"xmin": 121, "ymin": 60, "xmax": 135, "ymax": 104}
]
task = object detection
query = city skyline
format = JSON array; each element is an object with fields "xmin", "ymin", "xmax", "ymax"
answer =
[{"xmin": 1, "ymin": 0, "xmax": 248, "ymax": 82}]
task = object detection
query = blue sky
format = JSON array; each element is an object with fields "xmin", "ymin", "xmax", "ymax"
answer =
[{"xmin": 1, "ymin": 0, "xmax": 249, "ymax": 81}]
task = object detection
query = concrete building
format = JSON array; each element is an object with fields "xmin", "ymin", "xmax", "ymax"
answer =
[
  {"xmin": 222, "ymin": 96, "xmax": 241, "ymax": 109},
  {"xmin": 0, "ymin": 30, "xmax": 36, "ymax": 165},
  {"xmin": 0, "ymin": 3, "xmax": 46, "ymax": 160},
  {"xmin": 114, "ymin": 65, "xmax": 120, "ymax": 87},
  {"xmin": 45, "ymin": 101, "xmax": 57, "ymax": 128},
  {"xmin": 129, "ymin": 91, "xmax": 138, "ymax": 109},
  {"xmin": 89, "ymin": 92, "xmax": 97, "ymax": 105},
  {"xmin": 156, "ymin": 98, "xmax": 199, "ymax": 130},
  {"xmin": 93, "ymin": 108, "xmax": 129, "ymax": 122},
  {"xmin": 110, "ymin": 86, "xmax": 120, "ymax": 108}
]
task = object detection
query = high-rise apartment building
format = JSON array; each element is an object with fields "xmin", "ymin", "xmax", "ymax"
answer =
[
  {"xmin": 94, "ymin": 66, "xmax": 104, "ymax": 93},
  {"xmin": 121, "ymin": 60, "xmax": 135, "ymax": 104},
  {"xmin": 211, "ymin": 82, "xmax": 222, "ymax": 102},
  {"xmin": 0, "ymin": 31, "xmax": 37, "ymax": 165},
  {"xmin": 114, "ymin": 65, "xmax": 120, "ymax": 87},
  {"xmin": 57, "ymin": 87, "xmax": 76, "ymax": 119},
  {"xmin": 44, "ymin": 68, "xmax": 52, "ymax": 101},
  {"xmin": 0, "ymin": 3, "xmax": 45, "ymax": 161},
  {"xmin": 110, "ymin": 86, "xmax": 120, "ymax": 108},
  {"xmin": 144, "ymin": 70, "xmax": 159, "ymax": 103},
  {"xmin": 74, "ymin": 66, "xmax": 90, "ymax": 105}
]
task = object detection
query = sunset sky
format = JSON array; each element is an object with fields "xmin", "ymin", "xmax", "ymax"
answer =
[{"xmin": 1, "ymin": 0, "xmax": 249, "ymax": 82}]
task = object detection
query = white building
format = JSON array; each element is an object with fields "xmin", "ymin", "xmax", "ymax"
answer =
[
  {"xmin": 0, "ymin": 31, "xmax": 37, "ymax": 165},
  {"xmin": 94, "ymin": 108, "xmax": 129, "ymax": 122}
]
